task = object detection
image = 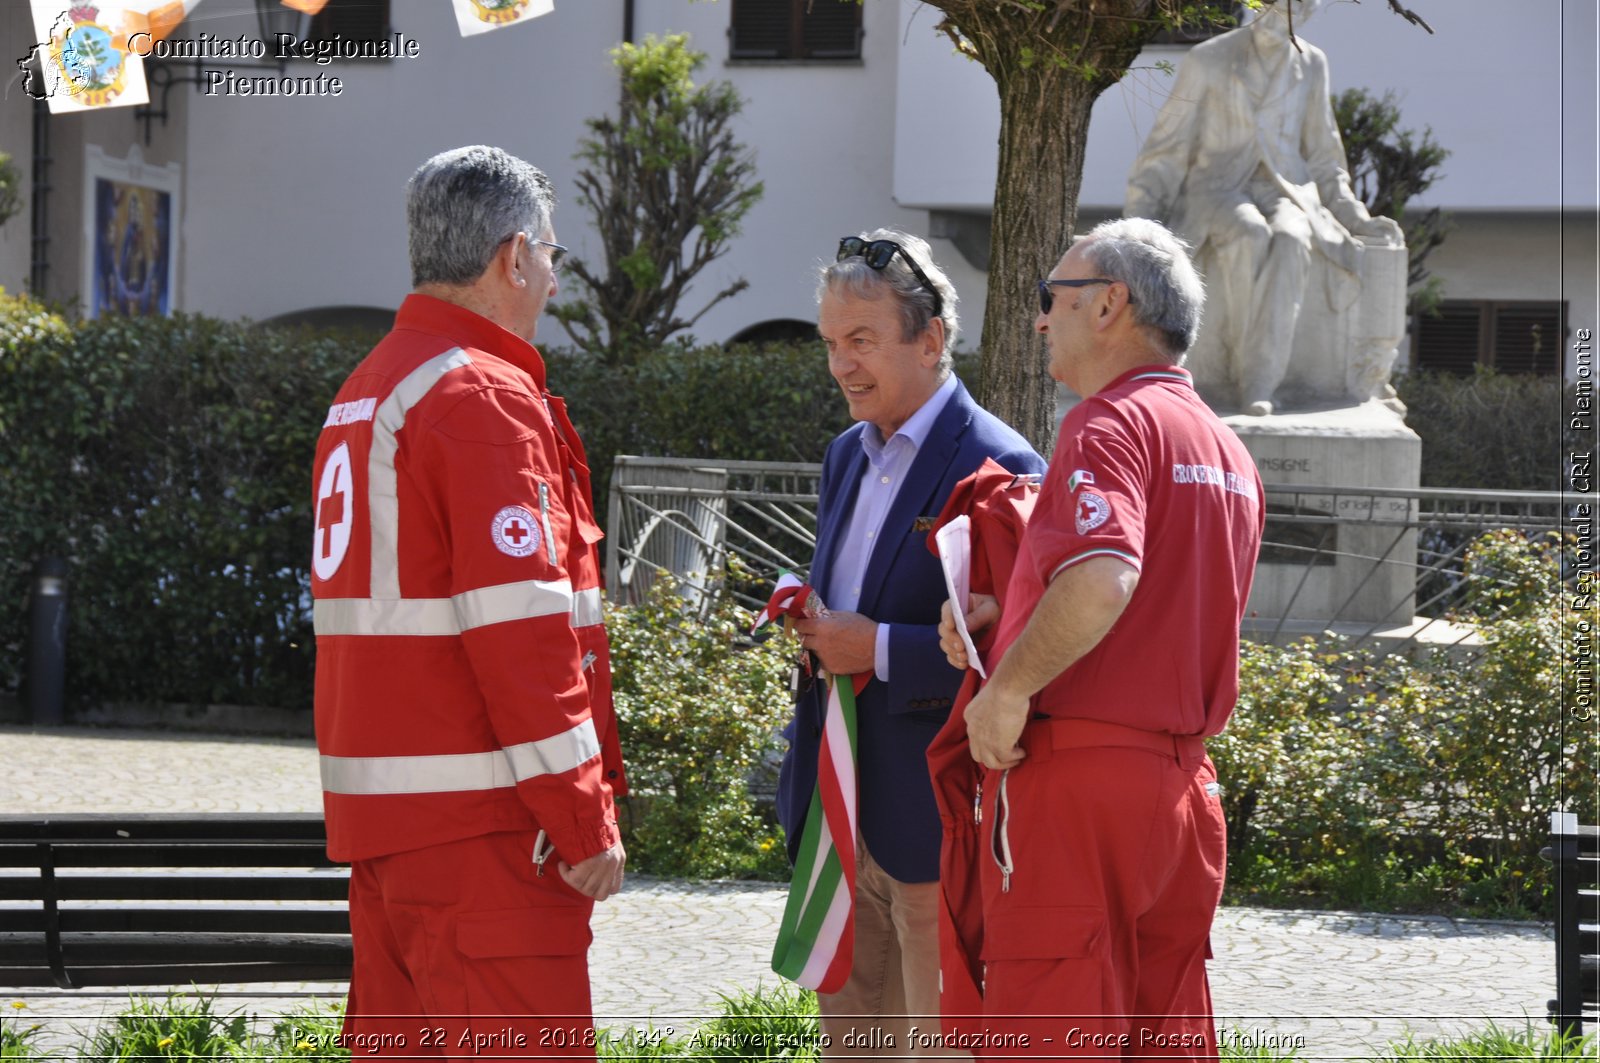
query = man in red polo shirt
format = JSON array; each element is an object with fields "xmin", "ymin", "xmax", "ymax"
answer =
[{"xmin": 940, "ymin": 218, "xmax": 1263, "ymax": 1057}]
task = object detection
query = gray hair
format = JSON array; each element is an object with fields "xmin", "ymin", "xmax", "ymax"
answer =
[
  {"xmin": 1075, "ymin": 218, "xmax": 1205, "ymax": 360},
  {"xmin": 406, "ymin": 146, "xmax": 556, "ymax": 288},
  {"xmin": 817, "ymin": 228, "xmax": 960, "ymax": 372}
]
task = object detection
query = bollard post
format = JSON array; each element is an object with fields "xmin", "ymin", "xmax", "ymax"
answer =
[{"xmin": 27, "ymin": 557, "xmax": 68, "ymax": 727}]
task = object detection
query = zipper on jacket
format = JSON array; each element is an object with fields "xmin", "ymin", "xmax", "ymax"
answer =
[
  {"xmin": 532, "ymin": 829, "xmax": 555, "ymax": 877},
  {"xmin": 973, "ymin": 775, "xmax": 983, "ymax": 826},
  {"xmin": 537, "ymin": 481, "xmax": 558, "ymax": 565},
  {"xmin": 989, "ymin": 768, "xmax": 1013, "ymax": 893}
]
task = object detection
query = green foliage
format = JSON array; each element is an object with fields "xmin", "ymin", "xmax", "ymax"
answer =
[
  {"xmin": 259, "ymin": 1002, "xmax": 350, "ymax": 1060},
  {"xmin": 1333, "ymin": 88, "xmax": 1453, "ymax": 316},
  {"xmin": 1220, "ymin": 532, "xmax": 1596, "ymax": 918},
  {"xmin": 1381, "ymin": 1023, "xmax": 1595, "ymax": 1062},
  {"xmin": 1, "ymin": 1001, "xmax": 44, "ymax": 1061},
  {"xmin": 0, "ymin": 154, "xmax": 22, "ymax": 229},
  {"xmin": 553, "ymin": 34, "xmax": 764, "ymax": 362},
  {"xmin": 606, "ymin": 564, "xmax": 797, "ymax": 879},
  {"xmin": 0, "ymin": 291, "xmax": 365, "ymax": 712},
  {"xmin": 1395, "ymin": 368, "xmax": 1568, "ymax": 490},
  {"xmin": 81, "ymin": 992, "xmax": 253, "ymax": 1062}
]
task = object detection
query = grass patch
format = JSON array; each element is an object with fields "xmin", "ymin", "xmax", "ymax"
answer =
[{"xmin": 4, "ymin": 989, "xmax": 1589, "ymax": 1061}]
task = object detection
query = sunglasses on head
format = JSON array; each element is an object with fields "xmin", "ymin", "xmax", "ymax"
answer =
[
  {"xmin": 837, "ymin": 237, "xmax": 944, "ymax": 319},
  {"xmin": 1037, "ymin": 277, "xmax": 1128, "ymax": 315}
]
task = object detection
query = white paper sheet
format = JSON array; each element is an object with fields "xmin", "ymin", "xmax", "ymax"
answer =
[{"xmin": 934, "ymin": 515, "xmax": 986, "ymax": 679}]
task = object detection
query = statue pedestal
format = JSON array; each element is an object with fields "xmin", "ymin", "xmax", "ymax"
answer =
[{"xmin": 1227, "ymin": 402, "xmax": 1421, "ymax": 628}]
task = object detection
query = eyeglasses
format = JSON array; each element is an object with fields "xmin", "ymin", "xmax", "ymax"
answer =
[
  {"xmin": 1038, "ymin": 278, "xmax": 1126, "ymax": 315},
  {"xmin": 837, "ymin": 237, "xmax": 944, "ymax": 318},
  {"xmin": 504, "ymin": 231, "xmax": 568, "ymax": 273}
]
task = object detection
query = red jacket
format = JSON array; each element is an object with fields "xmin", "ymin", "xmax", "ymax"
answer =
[
  {"xmin": 923, "ymin": 459, "xmax": 1040, "ymax": 1030},
  {"xmin": 311, "ymin": 294, "xmax": 626, "ymax": 864}
]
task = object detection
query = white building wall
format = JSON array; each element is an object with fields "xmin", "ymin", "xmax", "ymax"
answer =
[
  {"xmin": 6, "ymin": 0, "xmax": 1594, "ymax": 359},
  {"xmin": 171, "ymin": 0, "xmax": 921, "ymax": 346}
]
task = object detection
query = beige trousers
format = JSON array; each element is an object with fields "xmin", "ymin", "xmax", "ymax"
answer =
[{"xmin": 818, "ymin": 839, "xmax": 967, "ymax": 1061}]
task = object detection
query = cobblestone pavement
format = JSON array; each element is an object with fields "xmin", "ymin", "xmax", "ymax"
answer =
[{"xmin": 1, "ymin": 727, "xmax": 1556, "ymax": 1059}]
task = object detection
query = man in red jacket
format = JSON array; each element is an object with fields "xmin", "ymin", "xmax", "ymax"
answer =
[
  {"xmin": 311, "ymin": 145, "xmax": 626, "ymax": 1059},
  {"xmin": 941, "ymin": 218, "xmax": 1263, "ymax": 1058}
]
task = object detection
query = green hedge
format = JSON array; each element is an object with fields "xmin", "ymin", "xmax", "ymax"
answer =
[
  {"xmin": 1215, "ymin": 530, "xmax": 1596, "ymax": 917},
  {"xmin": 0, "ymin": 295, "xmax": 358, "ymax": 711},
  {"xmin": 1395, "ymin": 368, "xmax": 1571, "ymax": 490}
]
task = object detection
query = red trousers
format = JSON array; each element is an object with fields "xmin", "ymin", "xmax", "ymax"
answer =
[
  {"xmin": 342, "ymin": 829, "xmax": 598, "ymax": 1060},
  {"xmin": 976, "ymin": 721, "xmax": 1226, "ymax": 1060}
]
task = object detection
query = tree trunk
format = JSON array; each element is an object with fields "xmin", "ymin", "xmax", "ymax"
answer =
[
  {"xmin": 981, "ymin": 74, "xmax": 1098, "ymax": 455},
  {"xmin": 921, "ymin": 2, "xmax": 1162, "ymax": 456}
]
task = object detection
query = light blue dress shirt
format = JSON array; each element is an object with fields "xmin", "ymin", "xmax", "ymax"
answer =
[{"xmin": 825, "ymin": 373, "xmax": 959, "ymax": 681}]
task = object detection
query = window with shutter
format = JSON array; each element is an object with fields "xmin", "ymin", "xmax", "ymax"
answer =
[
  {"xmin": 1414, "ymin": 300, "xmax": 1565, "ymax": 375},
  {"xmin": 731, "ymin": 0, "xmax": 862, "ymax": 61}
]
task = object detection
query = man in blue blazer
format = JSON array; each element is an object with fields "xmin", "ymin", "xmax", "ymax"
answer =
[{"xmin": 779, "ymin": 228, "xmax": 1045, "ymax": 1053}]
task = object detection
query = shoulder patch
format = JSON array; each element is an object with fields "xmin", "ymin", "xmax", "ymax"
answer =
[
  {"xmin": 1075, "ymin": 491, "xmax": 1111, "ymax": 535},
  {"xmin": 492, "ymin": 505, "xmax": 541, "ymax": 558}
]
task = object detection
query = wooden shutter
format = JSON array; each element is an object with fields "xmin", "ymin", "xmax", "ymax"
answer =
[
  {"xmin": 1414, "ymin": 301, "xmax": 1486, "ymax": 374},
  {"xmin": 801, "ymin": 0, "xmax": 863, "ymax": 59},
  {"xmin": 1491, "ymin": 302, "xmax": 1564, "ymax": 375},
  {"xmin": 731, "ymin": 0, "xmax": 794, "ymax": 59}
]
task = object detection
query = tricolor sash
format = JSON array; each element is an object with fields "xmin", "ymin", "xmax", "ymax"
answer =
[{"xmin": 752, "ymin": 574, "xmax": 868, "ymax": 994}]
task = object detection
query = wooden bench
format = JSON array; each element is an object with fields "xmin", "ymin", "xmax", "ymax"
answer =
[
  {"xmin": 0, "ymin": 813, "xmax": 351, "ymax": 989},
  {"xmin": 1542, "ymin": 812, "xmax": 1599, "ymax": 1037}
]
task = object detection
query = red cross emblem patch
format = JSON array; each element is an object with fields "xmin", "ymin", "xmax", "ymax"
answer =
[
  {"xmin": 1075, "ymin": 491, "xmax": 1110, "ymax": 535},
  {"xmin": 313, "ymin": 443, "xmax": 353, "ymax": 581},
  {"xmin": 492, "ymin": 505, "xmax": 541, "ymax": 558}
]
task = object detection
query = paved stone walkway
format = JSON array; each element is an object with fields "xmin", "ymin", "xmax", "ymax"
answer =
[{"xmin": 0, "ymin": 726, "xmax": 1557, "ymax": 1059}]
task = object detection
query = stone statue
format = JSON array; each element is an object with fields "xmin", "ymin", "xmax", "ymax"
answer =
[{"xmin": 1126, "ymin": 0, "xmax": 1407, "ymax": 416}]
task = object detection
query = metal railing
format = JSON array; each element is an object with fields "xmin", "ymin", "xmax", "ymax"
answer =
[{"xmin": 604, "ymin": 455, "xmax": 1564, "ymax": 651}]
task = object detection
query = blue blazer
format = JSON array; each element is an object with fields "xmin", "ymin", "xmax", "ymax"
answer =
[{"xmin": 776, "ymin": 379, "xmax": 1046, "ymax": 883}]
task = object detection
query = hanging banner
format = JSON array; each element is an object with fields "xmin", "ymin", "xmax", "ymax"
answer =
[{"xmin": 452, "ymin": 0, "xmax": 554, "ymax": 38}]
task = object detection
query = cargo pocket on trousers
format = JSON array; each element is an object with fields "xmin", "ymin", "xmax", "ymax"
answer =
[
  {"xmin": 981, "ymin": 906, "xmax": 1110, "ymax": 1027},
  {"xmin": 455, "ymin": 906, "xmax": 595, "ymax": 1024},
  {"xmin": 456, "ymin": 906, "xmax": 593, "ymax": 959}
]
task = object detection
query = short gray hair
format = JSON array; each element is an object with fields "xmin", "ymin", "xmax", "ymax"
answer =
[
  {"xmin": 1076, "ymin": 218, "xmax": 1205, "ymax": 360},
  {"xmin": 817, "ymin": 228, "xmax": 960, "ymax": 372},
  {"xmin": 406, "ymin": 146, "xmax": 556, "ymax": 288}
]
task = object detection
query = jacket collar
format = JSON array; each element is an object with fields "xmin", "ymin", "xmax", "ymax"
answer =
[{"xmin": 394, "ymin": 293, "xmax": 548, "ymax": 390}]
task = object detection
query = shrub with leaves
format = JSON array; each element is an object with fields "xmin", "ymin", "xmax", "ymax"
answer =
[
  {"xmin": 1219, "ymin": 531, "xmax": 1596, "ymax": 917},
  {"xmin": 0, "ymin": 292, "xmax": 363, "ymax": 711},
  {"xmin": 1395, "ymin": 368, "xmax": 1569, "ymax": 491},
  {"xmin": 606, "ymin": 564, "xmax": 796, "ymax": 879},
  {"xmin": 552, "ymin": 33, "xmax": 763, "ymax": 362}
]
